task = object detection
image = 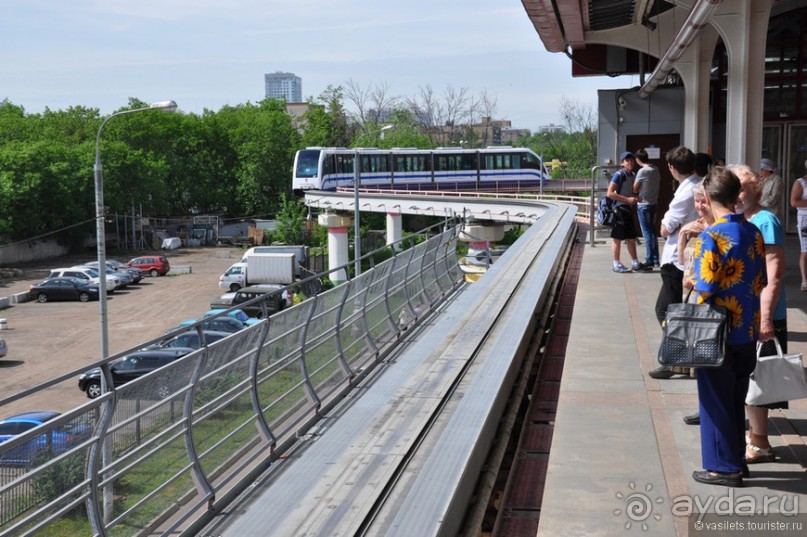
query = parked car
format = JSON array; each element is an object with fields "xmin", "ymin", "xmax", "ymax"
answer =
[
  {"xmin": 127, "ymin": 256, "xmax": 170, "ymax": 277},
  {"xmin": 0, "ymin": 411, "xmax": 90, "ymax": 466},
  {"xmin": 209, "ymin": 285, "xmax": 285, "ymax": 318},
  {"xmin": 176, "ymin": 316, "xmax": 248, "ymax": 333},
  {"xmin": 48, "ymin": 267, "xmax": 117, "ymax": 292},
  {"xmin": 74, "ymin": 265, "xmax": 124, "ymax": 289},
  {"xmin": 78, "ymin": 348, "xmax": 194, "ymax": 399},
  {"xmin": 29, "ymin": 277, "xmax": 100, "ymax": 303},
  {"xmin": 105, "ymin": 260, "xmax": 144, "ymax": 283},
  {"xmin": 0, "ymin": 336, "xmax": 6, "ymax": 358},
  {"xmin": 204, "ymin": 308, "xmax": 262, "ymax": 326},
  {"xmin": 82, "ymin": 262, "xmax": 135, "ymax": 287},
  {"xmin": 157, "ymin": 330, "xmax": 231, "ymax": 350}
]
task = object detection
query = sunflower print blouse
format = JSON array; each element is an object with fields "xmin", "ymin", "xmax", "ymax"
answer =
[{"xmin": 692, "ymin": 212, "xmax": 766, "ymax": 345}]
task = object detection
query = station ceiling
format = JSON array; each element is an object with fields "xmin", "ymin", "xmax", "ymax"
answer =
[{"xmin": 522, "ymin": 0, "xmax": 675, "ymax": 53}]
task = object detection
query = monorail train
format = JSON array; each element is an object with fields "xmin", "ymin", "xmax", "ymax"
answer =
[{"xmin": 292, "ymin": 146, "xmax": 550, "ymax": 194}]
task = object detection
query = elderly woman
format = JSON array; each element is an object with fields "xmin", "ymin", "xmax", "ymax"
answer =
[
  {"xmin": 731, "ymin": 164, "xmax": 787, "ymax": 464},
  {"xmin": 678, "ymin": 183, "xmax": 716, "ymax": 290},
  {"xmin": 691, "ymin": 166, "xmax": 765, "ymax": 488}
]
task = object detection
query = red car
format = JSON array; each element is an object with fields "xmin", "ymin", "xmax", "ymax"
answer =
[{"xmin": 127, "ymin": 256, "xmax": 170, "ymax": 277}]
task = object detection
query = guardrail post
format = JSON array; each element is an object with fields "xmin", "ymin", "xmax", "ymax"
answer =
[
  {"xmin": 332, "ymin": 279, "xmax": 355, "ymax": 379},
  {"xmin": 183, "ymin": 347, "xmax": 216, "ymax": 506},
  {"xmin": 250, "ymin": 317, "xmax": 277, "ymax": 446},
  {"xmin": 298, "ymin": 296, "xmax": 323, "ymax": 411},
  {"xmin": 85, "ymin": 391, "xmax": 116, "ymax": 536}
]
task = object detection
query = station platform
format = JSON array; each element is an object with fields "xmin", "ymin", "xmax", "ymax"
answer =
[{"xmin": 537, "ymin": 231, "xmax": 807, "ymax": 536}]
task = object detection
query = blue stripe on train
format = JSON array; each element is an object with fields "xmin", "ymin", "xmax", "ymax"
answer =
[{"xmin": 320, "ymin": 170, "xmax": 546, "ymax": 191}]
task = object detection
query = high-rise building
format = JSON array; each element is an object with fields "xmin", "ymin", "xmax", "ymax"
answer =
[{"xmin": 265, "ymin": 72, "xmax": 302, "ymax": 102}]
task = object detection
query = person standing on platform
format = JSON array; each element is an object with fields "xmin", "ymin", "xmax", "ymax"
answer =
[
  {"xmin": 759, "ymin": 158, "xmax": 785, "ymax": 222},
  {"xmin": 633, "ymin": 149, "xmax": 660, "ymax": 270},
  {"xmin": 649, "ymin": 146, "xmax": 701, "ymax": 379},
  {"xmin": 607, "ymin": 151, "xmax": 642, "ymax": 273},
  {"xmin": 690, "ymin": 166, "xmax": 765, "ymax": 488},
  {"xmin": 732, "ymin": 165, "xmax": 787, "ymax": 465},
  {"xmin": 790, "ymin": 163, "xmax": 807, "ymax": 291}
]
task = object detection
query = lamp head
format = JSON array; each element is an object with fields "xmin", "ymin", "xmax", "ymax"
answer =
[{"xmin": 150, "ymin": 100, "xmax": 178, "ymax": 113}]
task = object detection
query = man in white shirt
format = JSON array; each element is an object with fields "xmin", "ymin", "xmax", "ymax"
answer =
[{"xmin": 649, "ymin": 146, "xmax": 702, "ymax": 379}]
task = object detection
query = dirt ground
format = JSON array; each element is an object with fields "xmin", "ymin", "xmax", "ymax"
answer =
[{"xmin": 0, "ymin": 248, "xmax": 244, "ymax": 417}]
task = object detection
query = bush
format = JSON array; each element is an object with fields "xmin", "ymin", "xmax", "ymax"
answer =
[{"xmin": 31, "ymin": 452, "xmax": 86, "ymax": 516}]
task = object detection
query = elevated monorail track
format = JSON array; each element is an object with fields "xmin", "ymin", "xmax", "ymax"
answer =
[{"xmin": 200, "ymin": 202, "xmax": 578, "ymax": 537}]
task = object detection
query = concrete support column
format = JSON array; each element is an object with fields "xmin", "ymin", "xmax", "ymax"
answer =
[
  {"xmin": 697, "ymin": 27, "xmax": 720, "ymax": 153},
  {"xmin": 318, "ymin": 213, "xmax": 354, "ymax": 284},
  {"xmin": 458, "ymin": 223, "xmax": 504, "ymax": 244},
  {"xmin": 712, "ymin": 0, "xmax": 773, "ymax": 166},
  {"xmin": 673, "ymin": 44, "xmax": 700, "ymax": 151},
  {"xmin": 386, "ymin": 212, "xmax": 402, "ymax": 251}
]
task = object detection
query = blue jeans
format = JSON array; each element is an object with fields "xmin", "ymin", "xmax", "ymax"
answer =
[{"xmin": 636, "ymin": 204, "xmax": 658, "ymax": 265}]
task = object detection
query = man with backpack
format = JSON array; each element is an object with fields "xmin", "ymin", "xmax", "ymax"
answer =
[{"xmin": 607, "ymin": 151, "xmax": 642, "ymax": 273}]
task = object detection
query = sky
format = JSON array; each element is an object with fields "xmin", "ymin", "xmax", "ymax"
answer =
[{"xmin": 1, "ymin": 0, "xmax": 636, "ymax": 132}]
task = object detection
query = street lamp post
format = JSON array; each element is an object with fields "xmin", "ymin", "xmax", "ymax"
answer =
[
  {"xmin": 94, "ymin": 100, "xmax": 177, "ymax": 361},
  {"xmin": 353, "ymin": 124, "xmax": 393, "ymax": 277},
  {"xmin": 93, "ymin": 100, "xmax": 176, "ymax": 527}
]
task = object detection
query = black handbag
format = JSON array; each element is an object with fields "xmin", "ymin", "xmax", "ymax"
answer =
[{"xmin": 658, "ymin": 290, "xmax": 729, "ymax": 368}]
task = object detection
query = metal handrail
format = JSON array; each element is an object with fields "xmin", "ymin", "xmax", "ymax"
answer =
[{"xmin": 0, "ymin": 221, "xmax": 464, "ymax": 537}]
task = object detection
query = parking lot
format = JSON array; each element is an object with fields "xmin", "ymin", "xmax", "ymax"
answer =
[{"xmin": 0, "ymin": 248, "xmax": 243, "ymax": 416}]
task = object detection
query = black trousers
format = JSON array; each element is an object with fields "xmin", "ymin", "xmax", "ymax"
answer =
[{"xmin": 655, "ymin": 263, "xmax": 684, "ymax": 325}]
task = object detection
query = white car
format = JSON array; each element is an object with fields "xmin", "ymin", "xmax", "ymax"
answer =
[
  {"xmin": 0, "ymin": 336, "xmax": 7, "ymax": 358},
  {"xmin": 48, "ymin": 267, "xmax": 118, "ymax": 292}
]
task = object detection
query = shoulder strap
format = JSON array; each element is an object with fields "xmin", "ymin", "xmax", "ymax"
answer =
[{"xmin": 612, "ymin": 169, "xmax": 626, "ymax": 188}]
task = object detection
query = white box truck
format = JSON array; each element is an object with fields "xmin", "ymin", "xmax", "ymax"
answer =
[{"xmin": 218, "ymin": 252, "xmax": 295, "ymax": 291}]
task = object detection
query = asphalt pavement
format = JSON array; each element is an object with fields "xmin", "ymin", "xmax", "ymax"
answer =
[{"xmin": 0, "ymin": 248, "xmax": 241, "ymax": 416}]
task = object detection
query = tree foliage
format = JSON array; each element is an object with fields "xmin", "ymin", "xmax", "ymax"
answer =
[
  {"xmin": 517, "ymin": 97, "xmax": 597, "ymax": 178},
  {"xmin": 0, "ymin": 89, "xmax": 597, "ymax": 248}
]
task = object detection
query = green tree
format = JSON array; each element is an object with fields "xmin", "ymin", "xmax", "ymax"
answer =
[
  {"xmin": 215, "ymin": 99, "xmax": 301, "ymax": 216},
  {"xmin": 273, "ymin": 193, "xmax": 307, "ymax": 244},
  {"xmin": 301, "ymin": 85, "xmax": 353, "ymax": 147},
  {"xmin": 518, "ymin": 97, "xmax": 597, "ymax": 178},
  {"xmin": 0, "ymin": 100, "xmax": 38, "ymax": 142},
  {"xmin": 0, "ymin": 140, "xmax": 92, "ymax": 245}
]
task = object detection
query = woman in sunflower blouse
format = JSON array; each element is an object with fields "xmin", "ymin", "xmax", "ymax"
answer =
[{"xmin": 690, "ymin": 166, "xmax": 766, "ymax": 488}]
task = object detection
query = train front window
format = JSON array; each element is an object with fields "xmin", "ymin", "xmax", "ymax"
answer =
[
  {"xmin": 521, "ymin": 152, "xmax": 541, "ymax": 169},
  {"xmin": 295, "ymin": 150, "xmax": 321, "ymax": 178}
]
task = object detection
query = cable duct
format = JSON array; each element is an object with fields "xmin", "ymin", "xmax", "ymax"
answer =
[{"xmin": 638, "ymin": 0, "xmax": 723, "ymax": 98}]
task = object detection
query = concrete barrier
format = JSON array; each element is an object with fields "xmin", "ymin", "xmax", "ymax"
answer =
[
  {"xmin": 12, "ymin": 292, "xmax": 31, "ymax": 304},
  {"xmin": 170, "ymin": 265, "xmax": 192, "ymax": 274},
  {"xmin": 0, "ymin": 297, "xmax": 9, "ymax": 310}
]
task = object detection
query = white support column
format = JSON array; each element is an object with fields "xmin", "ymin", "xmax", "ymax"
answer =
[
  {"xmin": 697, "ymin": 27, "xmax": 720, "ymax": 153},
  {"xmin": 712, "ymin": 0, "xmax": 773, "ymax": 166},
  {"xmin": 318, "ymin": 213, "xmax": 353, "ymax": 284},
  {"xmin": 675, "ymin": 46, "xmax": 700, "ymax": 151},
  {"xmin": 458, "ymin": 224, "xmax": 505, "ymax": 245},
  {"xmin": 386, "ymin": 212, "xmax": 402, "ymax": 251}
]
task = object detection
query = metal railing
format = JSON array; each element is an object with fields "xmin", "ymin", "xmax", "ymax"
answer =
[
  {"xmin": 588, "ymin": 165, "xmax": 622, "ymax": 245},
  {"xmin": 0, "ymin": 221, "xmax": 464, "ymax": 537},
  {"xmin": 346, "ymin": 187, "xmax": 592, "ymax": 221}
]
